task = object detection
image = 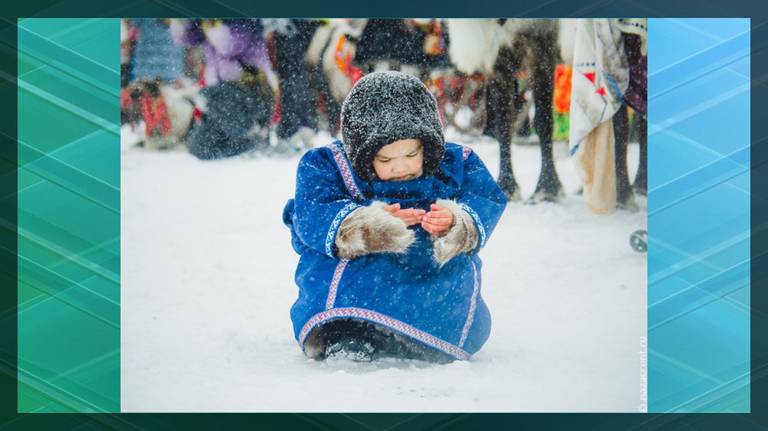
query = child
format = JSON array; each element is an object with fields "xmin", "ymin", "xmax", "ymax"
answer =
[{"xmin": 283, "ymin": 71, "xmax": 507, "ymax": 362}]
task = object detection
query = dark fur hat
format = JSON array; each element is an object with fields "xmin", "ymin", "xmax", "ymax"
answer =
[{"xmin": 340, "ymin": 71, "xmax": 445, "ymax": 181}]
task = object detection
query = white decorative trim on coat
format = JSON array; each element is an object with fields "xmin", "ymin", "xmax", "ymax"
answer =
[
  {"xmin": 329, "ymin": 142, "xmax": 364, "ymax": 201},
  {"xmin": 325, "ymin": 258, "xmax": 350, "ymax": 310},
  {"xmin": 325, "ymin": 202, "xmax": 362, "ymax": 257},
  {"xmin": 459, "ymin": 261, "xmax": 480, "ymax": 348},
  {"xmin": 458, "ymin": 203, "xmax": 487, "ymax": 247}
]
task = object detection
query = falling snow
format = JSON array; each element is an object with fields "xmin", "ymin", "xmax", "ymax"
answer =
[{"xmin": 121, "ymin": 128, "xmax": 646, "ymax": 412}]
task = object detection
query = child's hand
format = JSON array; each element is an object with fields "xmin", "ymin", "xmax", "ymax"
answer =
[
  {"xmin": 384, "ymin": 203, "xmax": 426, "ymax": 226},
  {"xmin": 421, "ymin": 204, "xmax": 454, "ymax": 235}
]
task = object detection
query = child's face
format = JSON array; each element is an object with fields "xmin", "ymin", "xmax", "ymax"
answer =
[{"xmin": 372, "ymin": 139, "xmax": 424, "ymax": 181}]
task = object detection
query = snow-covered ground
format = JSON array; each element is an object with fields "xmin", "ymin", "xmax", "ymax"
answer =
[{"xmin": 121, "ymin": 129, "xmax": 647, "ymax": 412}]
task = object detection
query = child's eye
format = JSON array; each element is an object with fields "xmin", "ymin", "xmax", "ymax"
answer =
[
  {"xmin": 377, "ymin": 159, "xmax": 390, "ymax": 163},
  {"xmin": 407, "ymin": 147, "xmax": 423, "ymax": 157}
]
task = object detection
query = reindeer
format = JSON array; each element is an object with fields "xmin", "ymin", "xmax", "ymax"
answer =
[
  {"xmin": 305, "ymin": 19, "xmax": 368, "ymax": 136},
  {"xmin": 446, "ymin": 18, "xmax": 565, "ymax": 203},
  {"xmin": 121, "ymin": 78, "xmax": 200, "ymax": 151}
]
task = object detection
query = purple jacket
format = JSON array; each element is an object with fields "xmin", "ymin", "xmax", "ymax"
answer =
[{"xmin": 169, "ymin": 19, "xmax": 276, "ymax": 87}]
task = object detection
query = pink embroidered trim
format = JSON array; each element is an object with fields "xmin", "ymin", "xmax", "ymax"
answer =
[
  {"xmin": 459, "ymin": 262, "xmax": 480, "ymax": 347},
  {"xmin": 298, "ymin": 307, "xmax": 471, "ymax": 360},
  {"xmin": 328, "ymin": 143, "xmax": 364, "ymax": 200},
  {"xmin": 325, "ymin": 258, "xmax": 349, "ymax": 310}
]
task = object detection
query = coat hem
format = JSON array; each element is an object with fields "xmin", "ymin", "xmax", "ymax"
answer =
[{"xmin": 298, "ymin": 307, "xmax": 471, "ymax": 360}]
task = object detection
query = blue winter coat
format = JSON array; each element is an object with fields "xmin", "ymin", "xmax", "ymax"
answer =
[{"xmin": 282, "ymin": 141, "xmax": 507, "ymax": 360}]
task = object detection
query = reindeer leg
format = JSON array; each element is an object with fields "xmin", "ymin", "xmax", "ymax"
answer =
[
  {"xmin": 633, "ymin": 113, "xmax": 648, "ymax": 195},
  {"xmin": 528, "ymin": 32, "xmax": 564, "ymax": 204},
  {"xmin": 489, "ymin": 73, "xmax": 521, "ymax": 201},
  {"xmin": 491, "ymin": 47, "xmax": 522, "ymax": 201},
  {"xmin": 614, "ymin": 104, "xmax": 638, "ymax": 211}
]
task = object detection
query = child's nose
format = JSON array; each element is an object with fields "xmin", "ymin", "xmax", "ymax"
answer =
[{"xmin": 392, "ymin": 159, "xmax": 409, "ymax": 173}]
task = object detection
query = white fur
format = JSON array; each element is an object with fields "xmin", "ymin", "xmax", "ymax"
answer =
[
  {"xmin": 445, "ymin": 19, "xmax": 506, "ymax": 75},
  {"xmin": 432, "ymin": 199, "xmax": 478, "ymax": 265},
  {"xmin": 319, "ymin": 19, "xmax": 368, "ymax": 102},
  {"xmin": 335, "ymin": 201, "xmax": 414, "ymax": 259},
  {"xmin": 305, "ymin": 24, "xmax": 332, "ymax": 66},
  {"xmin": 558, "ymin": 18, "xmax": 579, "ymax": 65},
  {"xmin": 447, "ymin": 18, "xmax": 568, "ymax": 74},
  {"xmin": 159, "ymin": 80, "xmax": 199, "ymax": 140}
]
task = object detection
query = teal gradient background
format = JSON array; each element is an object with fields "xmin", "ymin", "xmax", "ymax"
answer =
[
  {"xmin": 647, "ymin": 18, "xmax": 750, "ymax": 412},
  {"xmin": 17, "ymin": 18, "xmax": 119, "ymax": 412}
]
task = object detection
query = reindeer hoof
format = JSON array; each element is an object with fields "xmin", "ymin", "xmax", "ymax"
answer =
[
  {"xmin": 504, "ymin": 188, "xmax": 522, "ymax": 202},
  {"xmin": 616, "ymin": 186, "xmax": 640, "ymax": 212},
  {"xmin": 525, "ymin": 188, "xmax": 564, "ymax": 204},
  {"xmin": 498, "ymin": 176, "xmax": 522, "ymax": 202},
  {"xmin": 617, "ymin": 195, "xmax": 640, "ymax": 212},
  {"xmin": 528, "ymin": 173, "xmax": 565, "ymax": 204}
]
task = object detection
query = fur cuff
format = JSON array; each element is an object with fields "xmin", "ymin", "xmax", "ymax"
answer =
[
  {"xmin": 432, "ymin": 199, "xmax": 479, "ymax": 265},
  {"xmin": 335, "ymin": 201, "xmax": 415, "ymax": 259}
]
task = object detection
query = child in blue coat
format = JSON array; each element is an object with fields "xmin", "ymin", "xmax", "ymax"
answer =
[{"xmin": 283, "ymin": 71, "xmax": 507, "ymax": 362}]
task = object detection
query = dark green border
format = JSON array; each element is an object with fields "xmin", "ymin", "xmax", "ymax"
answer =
[{"xmin": 2, "ymin": 0, "xmax": 768, "ymax": 429}]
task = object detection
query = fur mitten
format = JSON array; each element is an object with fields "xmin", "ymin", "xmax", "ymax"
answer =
[
  {"xmin": 335, "ymin": 201, "xmax": 415, "ymax": 259},
  {"xmin": 432, "ymin": 199, "xmax": 479, "ymax": 265}
]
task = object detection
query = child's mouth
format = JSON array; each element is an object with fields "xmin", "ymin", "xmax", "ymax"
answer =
[{"xmin": 391, "ymin": 174, "xmax": 414, "ymax": 181}]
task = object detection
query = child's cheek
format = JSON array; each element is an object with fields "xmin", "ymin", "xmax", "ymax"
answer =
[{"xmin": 412, "ymin": 159, "xmax": 424, "ymax": 177}]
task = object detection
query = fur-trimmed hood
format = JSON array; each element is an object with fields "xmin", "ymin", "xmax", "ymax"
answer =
[{"xmin": 340, "ymin": 71, "xmax": 445, "ymax": 181}]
